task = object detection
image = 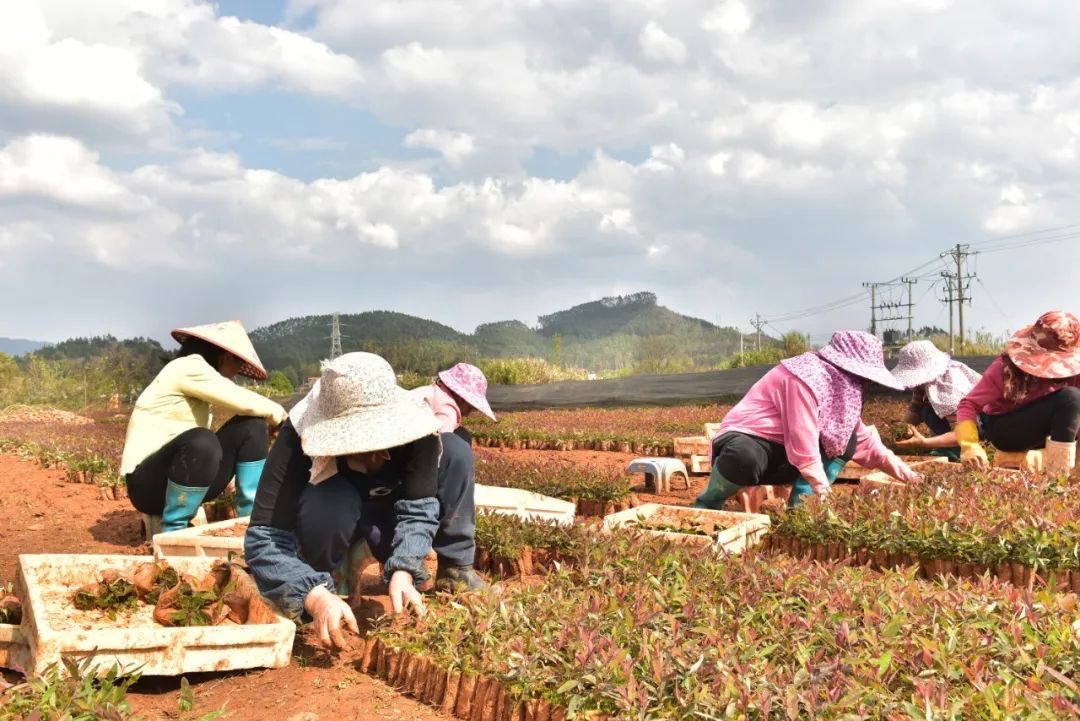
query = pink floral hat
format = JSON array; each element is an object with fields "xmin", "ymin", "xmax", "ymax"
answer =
[
  {"xmin": 1006, "ymin": 310, "xmax": 1080, "ymax": 379},
  {"xmin": 818, "ymin": 330, "xmax": 904, "ymax": 390},
  {"xmin": 438, "ymin": 363, "xmax": 496, "ymax": 421}
]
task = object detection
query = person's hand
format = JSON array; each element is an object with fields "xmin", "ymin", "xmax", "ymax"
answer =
[
  {"xmin": 388, "ymin": 570, "xmax": 426, "ymax": 617},
  {"xmin": 304, "ymin": 585, "xmax": 358, "ymax": 650},
  {"xmin": 961, "ymin": 443, "xmax": 989, "ymax": 471},
  {"xmin": 894, "ymin": 426, "xmax": 926, "ymax": 449},
  {"xmin": 268, "ymin": 413, "xmax": 287, "ymax": 441}
]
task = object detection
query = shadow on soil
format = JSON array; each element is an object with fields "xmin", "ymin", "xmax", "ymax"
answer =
[{"xmin": 89, "ymin": 509, "xmax": 145, "ymax": 547}]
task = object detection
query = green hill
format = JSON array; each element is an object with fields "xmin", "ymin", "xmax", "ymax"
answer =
[
  {"xmin": 0, "ymin": 337, "xmax": 47, "ymax": 357},
  {"xmin": 248, "ymin": 293, "xmax": 755, "ymax": 382}
]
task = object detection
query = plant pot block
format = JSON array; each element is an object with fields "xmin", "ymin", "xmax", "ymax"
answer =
[
  {"xmin": 474, "ymin": 484, "xmax": 576, "ymax": 526},
  {"xmin": 0, "ymin": 622, "xmax": 29, "ymax": 672},
  {"xmin": 15, "ymin": 554, "xmax": 295, "ymax": 677},
  {"xmin": 602, "ymin": 503, "xmax": 770, "ymax": 554},
  {"xmin": 859, "ymin": 471, "xmax": 909, "ymax": 490},
  {"xmin": 152, "ymin": 516, "xmax": 250, "ymax": 559}
]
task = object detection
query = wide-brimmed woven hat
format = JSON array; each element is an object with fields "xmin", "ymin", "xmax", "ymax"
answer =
[
  {"xmin": 292, "ymin": 352, "xmax": 440, "ymax": 457},
  {"xmin": 1006, "ymin": 310, "xmax": 1080, "ymax": 379},
  {"xmin": 818, "ymin": 330, "xmax": 904, "ymax": 390},
  {"xmin": 438, "ymin": 363, "xmax": 496, "ymax": 421},
  {"xmin": 171, "ymin": 320, "xmax": 267, "ymax": 380},
  {"xmin": 891, "ymin": 340, "xmax": 951, "ymax": 389}
]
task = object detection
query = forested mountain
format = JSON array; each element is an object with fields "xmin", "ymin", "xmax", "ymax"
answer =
[{"xmin": 248, "ymin": 293, "xmax": 752, "ymax": 383}]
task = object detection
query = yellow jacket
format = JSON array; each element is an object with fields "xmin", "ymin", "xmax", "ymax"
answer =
[{"xmin": 120, "ymin": 355, "xmax": 287, "ymax": 475}]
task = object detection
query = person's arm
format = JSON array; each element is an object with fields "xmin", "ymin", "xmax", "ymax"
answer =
[
  {"xmin": 895, "ymin": 427, "xmax": 959, "ymax": 449},
  {"xmin": 244, "ymin": 423, "xmax": 333, "ymax": 619},
  {"xmin": 955, "ymin": 358, "xmax": 1002, "ymax": 468},
  {"xmin": 779, "ymin": 375, "xmax": 831, "ymax": 495},
  {"xmin": 852, "ymin": 422, "xmax": 920, "ymax": 482},
  {"xmin": 382, "ymin": 434, "xmax": 441, "ymax": 584},
  {"xmin": 175, "ymin": 357, "xmax": 287, "ymax": 425}
]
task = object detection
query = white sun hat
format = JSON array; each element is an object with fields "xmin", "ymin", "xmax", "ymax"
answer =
[
  {"xmin": 890, "ymin": 340, "xmax": 951, "ymax": 390},
  {"xmin": 291, "ymin": 352, "xmax": 440, "ymax": 457}
]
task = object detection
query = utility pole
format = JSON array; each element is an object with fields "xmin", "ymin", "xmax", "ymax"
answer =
[
  {"xmin": 940, "ymin": 244, "xmax": 976, "ymax": 353},
  {"xmin": 940, "ymin": 273, "xmax": 955, "ymax": 354},
  {"xmin": 900, "ymin": 277, "xmax": 918, "ymax": 341},
  {"xmin": 750, "ymin": 314, "xmax": 766, "ymax": 351},
  {"xmin": 862, "ymin": 283, "xmax": 878, "ymax": 336},
  {"xmin": 329, "ymin": 313, "xmax": 343, "ymax": 360}
]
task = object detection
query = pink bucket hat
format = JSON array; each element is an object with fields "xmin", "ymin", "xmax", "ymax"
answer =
[
  {"xmin": 891, "ymin": 340, "xmax": 951, "ymax": 389},
  {"xmin": 438, "ymin": 363, "xmax": 496, "ymax": 421},
  {"xmin": 818, "ymin": 330, "xmax": 904, "ymax": 390},
  {"xmin": 1006, "ymin": 310, "xmax": 1080, "ymax": 379}
]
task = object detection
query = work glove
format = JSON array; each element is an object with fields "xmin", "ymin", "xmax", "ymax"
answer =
[{"xmin": 304, "ymin": 585, "xmax": 359, "ymax": 650}]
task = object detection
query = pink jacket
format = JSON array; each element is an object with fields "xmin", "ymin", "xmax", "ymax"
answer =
[
  {"xmin": 956, "ymin": 355, "xmax": 1080, "ymax": 423},
  {"xmin": 409, "ymin": 383, "xmax": 462, "ymax": 433},
  {"xmin": 716, "ymin": 365, "xmax": 918, "ymax": 494}
]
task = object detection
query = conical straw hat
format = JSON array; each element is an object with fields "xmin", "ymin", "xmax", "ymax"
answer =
[{"xmin": 171, "ymin": 320, "xmax": 268, "ymax": 380}]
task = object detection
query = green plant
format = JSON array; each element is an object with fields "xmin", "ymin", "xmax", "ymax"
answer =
[
  {"xmin": 72, "ymin": 576, "xmax": 138, "ymax": 620},
  {"xmin": 0, "ymin": 658, "xmax": 138, "ymax": 721}
]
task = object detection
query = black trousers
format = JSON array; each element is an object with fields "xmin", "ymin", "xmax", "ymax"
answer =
[
  {"xmin": 711, "ymin": 429, "xmax": 858, "ymax": 487},
  {"xmin": 980, "ymin": 388, "xmax": 1080, "ymax": 452},
  {"xmin": 125, "ymin": 416, "xmax": 268, "ymax": 514}
]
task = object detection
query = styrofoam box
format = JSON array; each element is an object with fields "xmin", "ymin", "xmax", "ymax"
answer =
[
  {"xmin": 16, "ymin": 554, "xmax": 295, "ymax": 677},
  {"xmin": 0, "ymin": 623, "xmax": 29, "ymax": 672},
  {"xmin": 603, "ymin": 503, "xmax": 770, "ymax": 554},
  {"xmin": 474, "ymin": 484, "xmax": 575, "ymax": 525},
  {"xmin": 153, "ymin": 516, "xmax": 249, "ymax": 560}
]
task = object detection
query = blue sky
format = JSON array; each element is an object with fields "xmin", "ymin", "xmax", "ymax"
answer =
[{"xmin": 1, "ymin": 0, "xmax": 1078, "ymax": 348}]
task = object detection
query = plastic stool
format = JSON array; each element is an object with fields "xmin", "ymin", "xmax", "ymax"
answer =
[{"xmin": 627, "ymin": 458, "xmax": 690, "ymax": 493}]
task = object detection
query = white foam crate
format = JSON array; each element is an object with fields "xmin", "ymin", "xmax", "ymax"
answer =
[
  {"xmin": 0, "ymin": 623, "xmax": 29, "ymax": 672},
  {"xmin": 153, "ymin": 516, "xmax": 249, "ymax": 559},
  {"xmin": 602, "ymin": 503, "xmax": 770, "ymax": 554},
  {"xmin": 474, "ymin": 484, "xmax": 575, "ymax": 525},
  {"xmin": 15, "ymin": 554, "xmax": 295, "ymax": 677}
]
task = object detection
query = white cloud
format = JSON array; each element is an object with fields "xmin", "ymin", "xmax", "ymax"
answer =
[
  {"xmin": 403, "ymin": 129, "xmax": 476, "ymax": 165},
  {"xmin": 639, "ymin": 22, "xmax": 688, "ymax": 64}
]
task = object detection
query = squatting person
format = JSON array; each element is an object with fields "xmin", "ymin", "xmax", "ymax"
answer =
[
  {"xmin": 957, "ymin": 310, "xmax": 1080, "ymax": 476},
  {"xmin": 244, "ymin": 352, "xmax": 484, "ymax": 649},
  {"xmin": 409, "ymin": 362, "xmax": 497, "ymax": 444},
  {"xmin": 120, "ymin": 321, "xmax": 287, "ymax": 536},
  {"xmin": 891, "ymin": 340, "xmax": 981, "ymax": 461},
  {"xmin": 694, "ymin": 330, "xmax": 921, "ymax": 510}
]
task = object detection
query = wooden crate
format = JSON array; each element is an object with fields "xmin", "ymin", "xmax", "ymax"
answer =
[
  {"xmin": 0, "ymin": 623, "xmax": 29, "ymax": 672},
  {"xmin": 703, "ymin": 423, "xmax": 722, "ymax": 438},
  {"xmin": 16, "ymin": 554, "xmax": 295, "ymax": 677},
  {"xmin": 673, "ymin": 436, "xmax": 710, "ymax": 457},
  {"xmin": 152, "ymin": 516, "xmax": 249, "ymax": 560},
  {"xmin": 474, "ymin": 484, "xmax": 576, "ymax": 525},
  {"xmin": 602, "ymin": 503, "xmax": 770, "ymax": 554},
  {"xmin": 688, "ymin": 454, "xmax": 711, "ymax": 474}
]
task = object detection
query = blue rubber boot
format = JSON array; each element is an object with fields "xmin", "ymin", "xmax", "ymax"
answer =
[
  {"xmin": 929, "ymin": 447, "xmax": 962, "ymax": 462},
  {"xmin": 233, "ymin": 459, "xmax": 266, "ymax": 517},
  {"xmin": 162, "ymin": 481, "xmax": 209, "ymax": 532},
  {"xmin": 788, "ymin": 457, "xmax": 848, "ymax": 509},
  {"xmin": 693, "ymin": 464, "xmax": 745, "ymax": 510}
]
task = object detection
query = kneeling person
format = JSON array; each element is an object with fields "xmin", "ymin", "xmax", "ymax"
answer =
[{"xmin": 245, "ymin": 352, "xmax": 483, "ymax": 649}]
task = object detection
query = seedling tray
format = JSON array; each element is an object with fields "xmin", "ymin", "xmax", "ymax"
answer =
[
  {"xmin": 15, "ymin": 554, "xmax": 294, "ymax": 677},
  {"xmin": 475, "ymin": 484, "xmax": 576, "ymax": 526},
  {"xmin": 152, "ymin": 516, "xmax": 249, "ymax": 559},
  {"xmin": 0, "ymin": 622, "xmax": 29, "ymax": 672},
  {"xmin": 839, "ymin": 455, "xmax": 949, "ymax": 481},
  {"xmin": 603, "ymin": 503, "xmax": 770, "ymax": 554}
]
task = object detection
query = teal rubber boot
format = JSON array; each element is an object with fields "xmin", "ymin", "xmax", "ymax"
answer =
[
  {"xmin": 788, "ymin": 457, "xmax": 848, "ymax": 509},
  {"xmin": 162, "ymin": 481, "xmax": 209, "ymax": 532},
  {"xmin": 693, "ymin": 464, "xmax": 744, "ymax": 510},
  {"xmin": 233, "ymin": 459, "xmax": 265, "ymax": 517}
]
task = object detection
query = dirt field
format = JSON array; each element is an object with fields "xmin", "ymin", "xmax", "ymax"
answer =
[{"xmin": 0, "ymin": 444, "xmax": 708, "ymax": 719}]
